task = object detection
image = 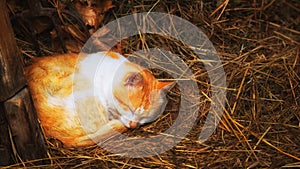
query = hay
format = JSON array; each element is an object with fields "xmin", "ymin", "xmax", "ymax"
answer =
[{"xmin": 7, "ymin": 0, "xmax": 300, "ymax": 168}]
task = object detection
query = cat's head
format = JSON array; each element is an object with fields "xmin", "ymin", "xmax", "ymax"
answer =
[{"xmin": 111, "ymin": 62, "xmax": 175, "ymax": 128}]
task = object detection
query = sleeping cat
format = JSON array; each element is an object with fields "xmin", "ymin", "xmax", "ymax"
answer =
[{"xmin": 25, "ymin": 51, "xmax": 174, "ymax": 147}]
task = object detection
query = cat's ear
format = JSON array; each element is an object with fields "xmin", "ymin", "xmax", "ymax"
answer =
[
  {"xmin": 156, "ymin": 81, "xmax": 176, "ymax": 91},
  {"xmin": 124, "ymin": 72, "xmax": 143, "ymax": 86}
]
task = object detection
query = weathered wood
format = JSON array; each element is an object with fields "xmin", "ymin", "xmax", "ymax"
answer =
[
  {"xmin": 0, "ymin": 103, "xmax": 14, "ymax": 165},
  {"xmin": 0, "ymin": 0, "xmax": 48, "ymax": 166},
  {"xmin": 0, "ymin": 0, "xmax": 26, "ymax": 102},
  {"xmin": 4, "ymin": 88, "xmax": 47, "ymax": 163}
]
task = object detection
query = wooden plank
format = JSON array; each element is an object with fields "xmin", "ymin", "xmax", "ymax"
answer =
[
  {"xmin": 0, "ymin": 103, "xmax": 14, "ymax": 166},
  {"xmin": 0, "ymin": 0, "xmax": 48, "ymax": 166},
  {"xmin": 0, "ymin": 0, "xmax": 26, "ymax": 102},
  {"xmin": 4, "ymin": 88, "xmax": 47, "ymax": 163}
]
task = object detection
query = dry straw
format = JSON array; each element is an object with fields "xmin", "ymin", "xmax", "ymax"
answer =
[{"xmin": 7, "ymin": 0, "xmax": 300, "ymax": 168}]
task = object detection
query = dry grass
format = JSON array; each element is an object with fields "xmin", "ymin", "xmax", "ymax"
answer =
[{"xmin": 6, "ymin": 0, "xmax": 300, "ymax": 168}]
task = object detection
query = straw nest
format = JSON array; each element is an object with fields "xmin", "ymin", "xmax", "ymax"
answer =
[{"xmin": 7, "ymin": 0, "xmax": 300, "ymax": 168}]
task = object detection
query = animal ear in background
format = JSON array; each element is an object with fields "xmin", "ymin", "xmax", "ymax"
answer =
[
  {"xmin": 124, "ymin": 72, "xmax": 143, "ymax": 86},
  {"xmin": 156, "ymin": 81, "xmax": 176, "ymax": 91}
]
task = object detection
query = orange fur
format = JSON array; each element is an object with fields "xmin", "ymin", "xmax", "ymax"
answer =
[
  {"xmin": 25, "ymin": 53, "xmax": 123, "ymax": 147},
  {"xmin": 26, "ymin": 53, "xmax": 97, "ymax": 146},
  {"xmin": 104, "ymin": 51, "xmax": 120, "ymax": 59}
]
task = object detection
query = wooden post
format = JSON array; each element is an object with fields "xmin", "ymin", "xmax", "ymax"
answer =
[{"xmin": 0, "ymin": 0, "xmax": 47, "ymax": 166}]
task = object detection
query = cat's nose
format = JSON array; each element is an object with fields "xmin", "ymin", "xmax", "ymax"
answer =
[{"xmin": 129, "ymin": 121, "xmax": 139, "ymax": 128}]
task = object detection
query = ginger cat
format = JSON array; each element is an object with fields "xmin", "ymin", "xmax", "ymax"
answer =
[{"xmin": 25, "ymin": 52, "xmax": 174, "ymax": 147}]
